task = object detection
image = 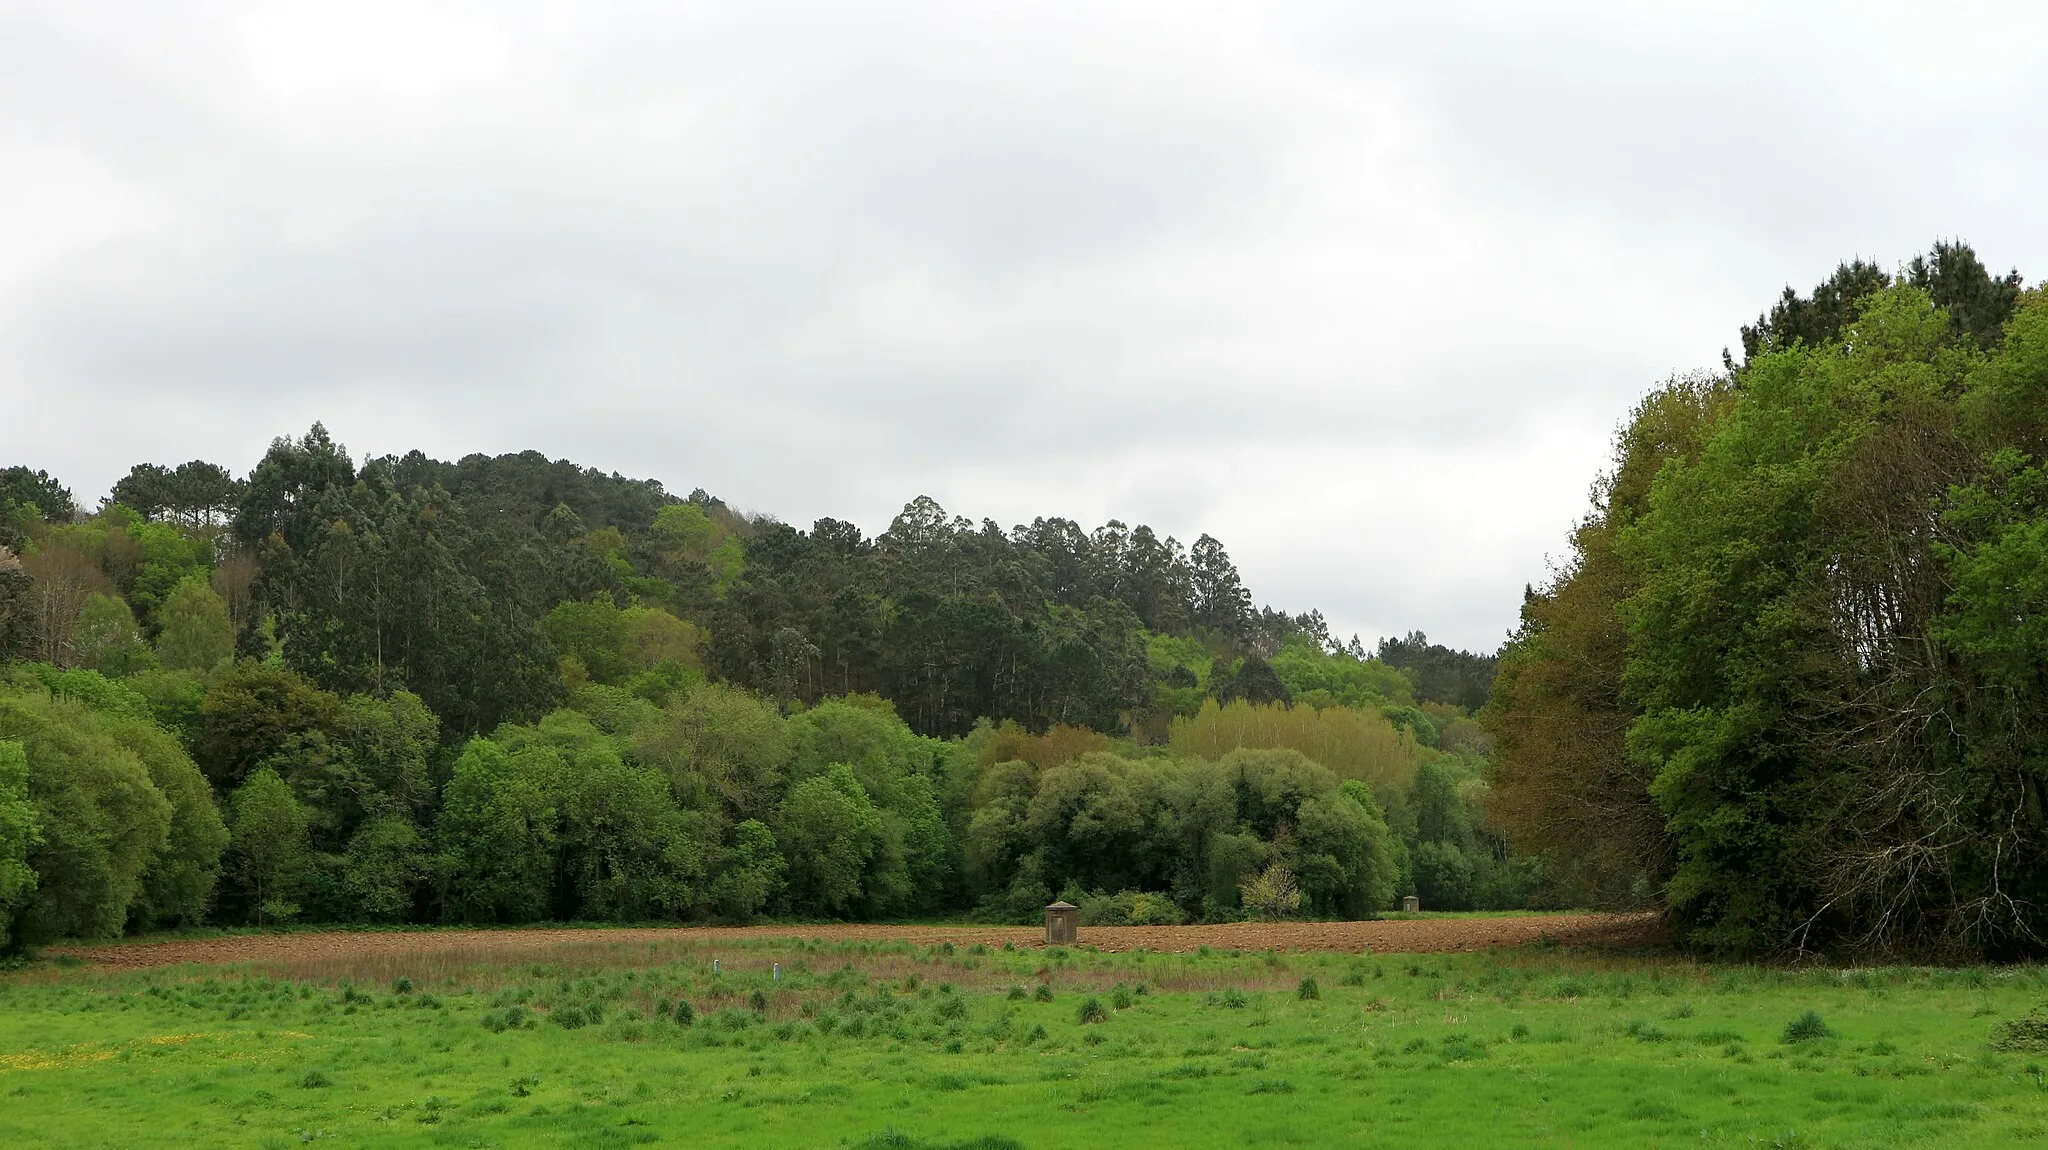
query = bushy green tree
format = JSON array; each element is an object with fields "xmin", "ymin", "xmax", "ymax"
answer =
[
  {"xmin": 341, "ymin": 815, "xmax": 424, "ymax": 922},
  {"xmin": 0, "ymin": 689, "xmax": 173, "ymax": 941},
  {"xmin": 709, "ymin": 818, "xmax": 785, "ymax": 919},
  {"xmin": 228, "ymin": 768, "xmax": 310, "ymax": 925},
  {"xmin": 73, "ymin": 594, "xmax": 153, "ymax": 676},
  {"xmin": 0, "ymin": 741, "xmax": 39, "ymax": 950},
  {"xmin": 433, "ymin": 739, "xmax": 559, "ymax": 923},
  {"xmin": 636, "ymin": 683, "xmax": 788, "ymax": 819},
  {"xmin": 776, "ymin": 764, "xmax": 882, "ymax": 915},
  {"xmin": 154, "ymin": 576, "xmax": 234, "ymax": 673}
]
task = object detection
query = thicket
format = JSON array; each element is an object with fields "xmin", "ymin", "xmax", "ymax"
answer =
[
  {"xmin": 1488, "ymin": 241, "xmax": 2048, "ymax": 958},
  {"xmin": 0, "ymin": 442, "xmax": 1506, "ymax": 946}
]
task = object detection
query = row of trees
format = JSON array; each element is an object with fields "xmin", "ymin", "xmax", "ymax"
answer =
[
  {"xmin": 0, "ymin": 439, "xmax": 1507, "ymax": 947},
  {"xmin": 0, "ymin": 658, "xmax": 1513, "ymax": 947},
  {"xmin": 1488, "ymin": 241, "xmax": 2048, "ymax": 959}
]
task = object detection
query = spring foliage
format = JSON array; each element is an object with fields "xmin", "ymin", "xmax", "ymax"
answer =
[{"xmin": 1490, "ymin": 242, "xmax": 2048, "ymax": 957}]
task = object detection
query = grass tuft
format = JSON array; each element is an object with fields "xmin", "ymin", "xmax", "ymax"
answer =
[{"xmin": 1782, "ymin": 1010, "xmax": 1834, "ymax": 1044}]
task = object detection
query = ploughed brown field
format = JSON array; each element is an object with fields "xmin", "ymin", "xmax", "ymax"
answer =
[{"xmin": 52, "ymin": 912, "xmax": 1657, "ymax": 972}]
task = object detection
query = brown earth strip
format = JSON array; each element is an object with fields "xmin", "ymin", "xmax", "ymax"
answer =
[{"xmin": 50, "ymin": 913, "xmax": 1658, "ymax": 972}]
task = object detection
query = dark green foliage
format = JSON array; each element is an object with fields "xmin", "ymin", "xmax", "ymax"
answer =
[
  {"xmin": 1076, "ymin": 997, "xmax": 1106, "ymax": 1024},
  {"xmin": 1437, "ymin": 1033, "xmax": 1489, "ymax": 1061},
  {"xmin": 0, "ymin": 467, "xmax": 75, "ymax": 549},
  {"xmin": 1033, "ymin": 984, "xmax": 1054, "ymax": 1003},
  {"xmin": 1782, "ymin": 1011, "xmax": 1833, "ymax": 1044},
  {"xmin": 1376, "ymin": 632, "xmax": 1497, "ymax": 711},
  {"xmin": 674, "ymin": 999, "xmax": 694, "ymax": 1026},
  {"xmin": 853, "ymin": 1132, "xmax": 1024, "ymax": 1150},
  {"xmin": 1296, "ymin": 977, "xmax": 1319, "ymax": 1001}
]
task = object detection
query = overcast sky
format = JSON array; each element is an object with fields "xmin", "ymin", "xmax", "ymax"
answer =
[{"xmin": 3, "ymin": 2, "xmax": 2044, "ymax": 652}]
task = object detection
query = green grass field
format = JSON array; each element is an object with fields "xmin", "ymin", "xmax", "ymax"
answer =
[{"xmin": 5, "ymin": 934, "xmax": 2047, "ymax": 1148}]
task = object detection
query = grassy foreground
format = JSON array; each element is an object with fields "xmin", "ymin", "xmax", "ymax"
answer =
[{"xmin": 4, "ymin": 934, "xmax": 2047, "ymax": 1148}]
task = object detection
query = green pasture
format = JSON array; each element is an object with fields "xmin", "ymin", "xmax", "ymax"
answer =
[{"xmin": 4, "ymin": 936, "xmax": 2047, "ymax": 1148}]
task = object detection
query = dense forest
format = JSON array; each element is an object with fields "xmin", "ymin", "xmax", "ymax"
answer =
[
  {"xmin": 16, "ymin": 242, "xmax": 2033, "ymax": 961},
  {"xmin": 1489, "ymin": 241, "xmax": 2048, "ymax": 960},
  {"xmin": 0, "ymin": 440, "xmax": 1506, "ymax": 950}
]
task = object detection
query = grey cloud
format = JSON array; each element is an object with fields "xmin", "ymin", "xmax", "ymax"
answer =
[{"xmin": 3, "ymin": 1, "xmax": 2046, "ymax": 654}]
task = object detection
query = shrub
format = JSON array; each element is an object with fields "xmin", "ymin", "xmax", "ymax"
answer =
[
  {"xmin": 675, "ymin": 1000, "xmax": 695, "ymax": 1026},
  {"xmin": 392, "ymin": 977, "xmax": 413, "ymax": 995},
  {"xmin": 298, "ymin": 1069, "xmax": 331, "ymax": 1089},
  {"xmin": 1782, "ymin": 1011, "xmax": 1834, "ymax": 1044},
  {"xmin": 1110, "ymin": 986, "xmax": 1133, "ymax": 1010},
  {"xmin": 553, "ymin": 1006, "xmax": 588, "ymax": 1030},
  {"xmin": 749, "ymin": 988, "xmax": 769, "ymax": 1014},
  {"xmin": 1007, "ymin": 985, "xmax": 1027, "ymax": 1001},
  {"xmin": 1033, "ymin": 984, "xmax": 1054, "ymax": 1003},
  {"xmin": 1297, "ymin": 977, "xmax": 1320, "ymax": 1001},
  {"xmin": 1074, "ymin": 890, "xmax": 1188, "ymax": 927},
  {"xmin": 1438, "ymin": 1033, "xmax": 1489, "ymax": 1061},
  {"xmin": 1076, "ymin": 998, "xmax": 1107, "ymax": 1025},
  {"xmin": 1993, "ymin": 1011, "xmax": 2048, "ymax": 1053},
  {"xmin": 1239, "ymin": 864, "xmax": 1303, "ymax": 921}
]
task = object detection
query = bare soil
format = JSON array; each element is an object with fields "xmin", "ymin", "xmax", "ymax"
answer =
[{"xmin": 51, "ymin": 913, "xmax": 1659, "ymax": 972}]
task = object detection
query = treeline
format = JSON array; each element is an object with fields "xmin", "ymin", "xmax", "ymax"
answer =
[
  {"xmin": 0, "ymin": 440, "xmax": 1504, "ymax": 947},
  {"xmin": 1487, "ymin": 240, "xmax": 2048, "ymax": 959}
]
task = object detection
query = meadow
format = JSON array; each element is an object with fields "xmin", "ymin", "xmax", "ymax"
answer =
[{"xmin": 4, "ymin": 931, "xmax": 2047, "ymax": 1149}]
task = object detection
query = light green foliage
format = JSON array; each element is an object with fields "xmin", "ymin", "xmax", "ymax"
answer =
[
  {"xmin": 556, "ymin": 738, "xmax": 707, "ymax": 920},
  {"xmin": 777, "ymin": 764, "xmax": 883, "ymax": 915},
  {"xmin": 1267, "ymin": 636, "xmax": 1413, "ymax": 709},
  {"xmin": 153, "ymin": 575, "xmax": 233, "ymax": 673},
  {"xmin": 0, "ymin": 686, "xmax": 177, "ymax": 942},
  {"xmin": 1238, "ymin": 861, "xmax": 1303, "ymax": 919},
  {"xmin": 337, "ymin": 690, "xmax": 438, "ymax": 818},
  {"xmin": 786, "ymin": 697, "xmax": 951, "ymax": 914},
  {"xmin": 122, "ymin": 668, "xmax": 207, "ymax": 746},
  {"xmin": 708, "ymin": 817, "xmax": 785, "ymax": 919},
  {"xmin": 433, "ymin": 740, "xmax": 559, "ymax": 923},
  {"xmin": 72, "ymin": 594, "xmax": 154, "ymax": 677},
  {"xmin": 1144, "ymin": 632, "xmax": 1211, "ymax": 717},
  {"xmin": 636, "ymin": 683, "xmax": 789, "ymax": 820},
  {"xmin": 97, "ymin": 709, "xmax": 225, "ymax": 928},
  {"xmin": 651, "ymin": 502, "xmax": 745, "ymax": 594},
  {"xmin": 229, "ymin": 768, "xmax": 311, "ymax": 925},
  {"xmin": 0, "ymin": 741, "xmax": 38, "ymax": 948},
  {"xmin": 434, "ymin": 713, "xmax": 708, "ymax": 923}
]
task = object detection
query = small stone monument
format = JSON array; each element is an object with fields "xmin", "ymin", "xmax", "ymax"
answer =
[
  {"xmin": 1045, "ymin": 901, "xmax": 1078, "ymax": 945},
  {"xmin": 1401, "ymin": 895, "xmax": 1420, "ymax": 913}
]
